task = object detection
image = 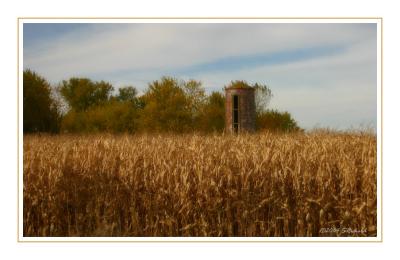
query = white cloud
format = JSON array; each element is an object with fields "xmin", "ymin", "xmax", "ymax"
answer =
[{"xmin": 24, "ymin": 23, "xmax": 375, "ymax": 82}]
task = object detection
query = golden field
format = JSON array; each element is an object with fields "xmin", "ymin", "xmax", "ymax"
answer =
[{"xmin": 23, "ymin": 132, "xmax": 377, "ymax": 237}]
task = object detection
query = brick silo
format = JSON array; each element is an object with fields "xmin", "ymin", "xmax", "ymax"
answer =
[{"xmin": 225, "ymin": 86, "xmax": 256, "ymax": 133}]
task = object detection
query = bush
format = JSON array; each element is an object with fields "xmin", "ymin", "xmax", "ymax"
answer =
[
  {"xmin": 138, "ymin": 77, "xmax": 193, "ymax": 133},
  {"xmin": 197, "ymin": 92, "xmax": 225, "ymax": 132},
  {"xmin": 61, "ymin": 101, "xmax": 138, "ymax": 133},
  {"xmin": 256, "ymin": 109, "xmax": 302, "ymax": 133}
]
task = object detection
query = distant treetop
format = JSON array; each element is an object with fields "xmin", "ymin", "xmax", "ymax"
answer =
[{"xmin": 224, "ymin": 80, "xmax": 254, "ymax": 90}]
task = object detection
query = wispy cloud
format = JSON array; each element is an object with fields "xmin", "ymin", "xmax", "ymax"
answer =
[
  {"xmin": 178, "ymin": 45, "xmax": 348, "ymax": 75},
  {"xmin": 23, "ymin": 22, "xmax": 377, "ymax": 130}
]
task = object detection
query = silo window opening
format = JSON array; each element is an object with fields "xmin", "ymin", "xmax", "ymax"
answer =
[{"xmin": 233, "ymin": 95, "xmax": 239, "ymax": 133}]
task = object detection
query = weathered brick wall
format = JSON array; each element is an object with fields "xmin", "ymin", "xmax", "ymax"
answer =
[{"xmin": 225, "ymin": 87, "xmax": 256, "ymax": 133}]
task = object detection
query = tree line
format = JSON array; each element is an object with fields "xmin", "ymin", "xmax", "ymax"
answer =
[{"xmin": 23, "ymin": 69, "xmax": 302, "ymax": 134}]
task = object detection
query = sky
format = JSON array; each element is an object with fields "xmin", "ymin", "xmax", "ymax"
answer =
[{"xmin": 23, "ymin": 22, "xmax": 377, "ymax": 130}]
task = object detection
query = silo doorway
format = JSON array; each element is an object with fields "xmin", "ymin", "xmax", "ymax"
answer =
[{"xmin": 233, "ymin": 95, "xmax": 239, "ymax": 133}]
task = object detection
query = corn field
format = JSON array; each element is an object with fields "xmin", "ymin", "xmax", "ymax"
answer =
[{"xmin": 23, "ymin": 132, "xmax": 377, "ymax": 237}]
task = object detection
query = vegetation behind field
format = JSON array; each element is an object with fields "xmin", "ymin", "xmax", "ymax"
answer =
[{"xmin": 23, "ymin": 69, "xmax": 301, "ymax": 134}]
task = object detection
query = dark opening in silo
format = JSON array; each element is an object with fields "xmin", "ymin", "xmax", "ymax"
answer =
[{"xmin": 233, "ymin": 95, "xmax": 239, "ymax": 133}]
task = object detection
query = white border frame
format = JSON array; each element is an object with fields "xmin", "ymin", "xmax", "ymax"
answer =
[{"xmin": 18, "ymin": 17, "xmax": 382, "ymax": 242}]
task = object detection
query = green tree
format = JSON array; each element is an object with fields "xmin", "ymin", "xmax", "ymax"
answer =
[
  {"xmin": 253, "ymin": 83, "xmax": 273, "ymax": 114},
  {"xmin": 59, "ymin": 81, "xmax": 140, "ymax": 133},
  {"xmin": 139, "ymin": 77, "xmax": 192, "ymax": 132},
  {"xmin": 198, "ymin": 92, "xmax": 225, "ymax": 132},
  {"xmin": 183, "ymin": 79, "xmax": 206, "ymax": 111},
  {"xmin": 117, "ymin": 86, "xmax": 137, "ymax": 102},
  {"xmin": 60, "ymin": 109, "xmax": 86, "ymax": 133},
  {"xmin": 256, "ymin": 109, "xmax": 302, "ymax": 132},
  {"xmin": 23, "ymin": 69, "xmax": 60, "ymax": 133},
  {"xmin": 59, "ymin": 78, "xmax": 113, "ymax": 112},
  {"xmin": 225, "ymin": 80, "xmax": 252, "ymax": 89},
  {"xmin": 183, "ymin": 79, "xmax": 206, "ymax": 127}
]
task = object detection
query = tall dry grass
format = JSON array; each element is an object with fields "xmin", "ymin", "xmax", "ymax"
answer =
[{"xmin": 23, "ymin": 132, "xmax": 377, "ymax": 237}]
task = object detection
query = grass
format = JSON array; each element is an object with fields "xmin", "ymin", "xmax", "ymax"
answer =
[{"xmin": 23, "ymin": 131, "xmax": 377, "ymax": 237}]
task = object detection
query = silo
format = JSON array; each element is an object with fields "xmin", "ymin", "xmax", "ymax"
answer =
[{"xmin": 225, "ymin": 86, "xmax": 256, "ymax": 133}]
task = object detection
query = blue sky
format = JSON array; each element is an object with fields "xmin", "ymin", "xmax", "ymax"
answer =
[{"xmin": 23, "ymin": 23, "xmax": 377, "ymax": 130}]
